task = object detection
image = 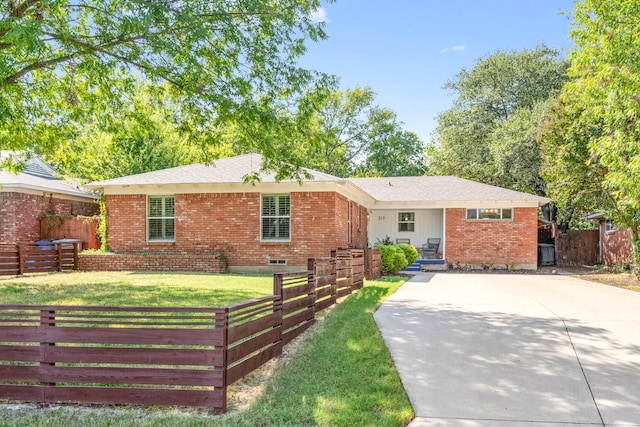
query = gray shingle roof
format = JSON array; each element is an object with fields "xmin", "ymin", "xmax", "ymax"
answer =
[
  {"xmin": 86, "ymin": 153, "xmax": 548, "ymax": 205},
  {"xmin": 348, "ymin": 176, "xmax": 549, "ymax": 204},
  {"xmin": 86, "ymin": 153, "xmax": 343, "ymax": 187},
  {"xmin": 0, "ymin": 166, "xmax": 98, "ymax": 200}
]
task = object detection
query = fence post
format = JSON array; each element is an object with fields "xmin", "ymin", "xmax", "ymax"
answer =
[
  {"xmin": 17, "ymin": 244, "xmax": 24, "ymax": 275},
  {"xmin": 40, "ymin": 309, "xmax": 56, "ymax": 394},
  {"xmin": 56, "ymin": 243, "xmax": 63, "ymax": 272},
  {"xmin": 308, "ymin": 261, "xmax": 316, "ymax": 316},
  {"xmin": 73, "ymin": 241, "xmax": 79, "ymax": 270},
  {"xmin": 217, "ymin": 308, "xmax": 229, "ymax": 414},
  {"xmin": 331, "ymin": 255, "xmax": 337, "ymax": 302},
  {"xmin": 307, "ymin": 259, "xmax": 316, "ymax": 307}
]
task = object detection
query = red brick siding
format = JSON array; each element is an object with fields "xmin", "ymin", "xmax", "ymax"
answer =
[
  {"xmin": 105, "ymin": 191, "xmax": 368, "ymax": 269},
  {"xmin": 601, "ymin": 228, "xmax": 633, "ymax": 266},
  {"xmin": 105, "ymin": 194, "xmax": 147, "ymax": 252},
  {"xmin": 0, "ymin": 192, "xmax": 98, "ymax": 245},
  {"xmin": 78, "ymin": 253, "xmax": 227, "ymax": 273},
  {"xmin": 445, "ymin": 207, "xmax": 538, "ymax": 267},
  {"xmin": 334, "ymin": 195, "xmax": 349, "ymax": 249}
]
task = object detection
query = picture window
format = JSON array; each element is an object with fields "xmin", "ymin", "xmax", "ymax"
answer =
[{"xmin": 466, "ymin": 208, "xmax": 513, "ymax": 220}]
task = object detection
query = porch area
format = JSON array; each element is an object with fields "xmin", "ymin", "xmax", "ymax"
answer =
[{"xmin": 368, "ymin": 208, "xmax": 446, "ymax": 270}]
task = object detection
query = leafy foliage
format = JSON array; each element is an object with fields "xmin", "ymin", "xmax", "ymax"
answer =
[
  {"xmin": 0, "ymin": 0, "xmax": 330, "ymax": 174},
  {"xmin": 375, "ymin": 244, "xmax": 409, "ymax": 274},
  {"xmin": 427, "ymin": 46, "xmax": 568, "ymax": 202},
  {"xmin": 540, "ymin": 0, "xmax": 640, "ymax": 267},
  {"xmin": 273, "ymin": 86, "xmax": 426, "ymax": 178},
  {"xmin": 50, "ymin": 83, "xmax": 209, "ymax": 181},
  {"xmin": 397, "ymin": 243, "xmax": 418, "ymax": 265}
]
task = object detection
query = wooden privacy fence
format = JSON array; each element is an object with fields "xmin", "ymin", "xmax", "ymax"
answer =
[
  {"xmin": 0, "ymin": 249, "xmax": 368, "ymax": 413},
  {"xmin": 0, "ymin": 306, "xmax": 228, "ymax": 409},
  {"xmin": 0, "ymin": 242, "xmax": 81, "ymax": 276},
  {"xmin": 365, "ymin": 247, "xmax": 381, "ymax": 280},
  {"xmin": 41, "ymin": 216, "xmax": 100, "ymax": 250},
  {"xmin": 555, "ymin": 230, "xmax": 599, "ymax": 266}
]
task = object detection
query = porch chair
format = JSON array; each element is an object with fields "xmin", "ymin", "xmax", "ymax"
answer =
[{"xmin": 421, "ymin": 238, "xmax": 441, "ymax": 259}]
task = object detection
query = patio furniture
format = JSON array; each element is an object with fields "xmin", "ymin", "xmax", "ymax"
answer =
[{"xmin": 421, "ymin": 238, "xmax": 441, "ymax": 259}]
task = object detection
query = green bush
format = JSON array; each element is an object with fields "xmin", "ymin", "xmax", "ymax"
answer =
[
  {"xmin": 397, "ymin": 243, "xmax": 418, "ymax": 265},
  {"xmin": 375, "ymin": 244, "xmax": 409, "ymax": 274}
]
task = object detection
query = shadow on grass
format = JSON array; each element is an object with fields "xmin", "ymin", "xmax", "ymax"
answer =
[
  {"xmin": 0, "ymin": 280, "xmax": 412, "ymax": 427},
  {"xmin": 0, "ymin": 282, "xmax": 264, "ymax": 307},
  {"xmin": 226, "ymin": 284, "xmax": 413, "ymax": 427}
]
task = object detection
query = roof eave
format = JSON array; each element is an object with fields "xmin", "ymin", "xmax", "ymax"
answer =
[{"xmin": 0, "ymin": 183, "xmax": 99, "ymax": 199}]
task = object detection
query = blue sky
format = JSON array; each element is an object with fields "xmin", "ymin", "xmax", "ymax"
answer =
[{"xmin": 299, "ymin": 0, "xmax": 575, "ymax": 142}]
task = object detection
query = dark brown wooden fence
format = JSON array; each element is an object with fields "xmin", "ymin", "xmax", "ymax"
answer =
[
  {"xmin": 0, "ymin": 249, "xmax": 369, "ymax": 413},
  {"xmin": 0, "ymin": 306, "xmax": 227, "ymax": 410},
  {"xmin": 365, "ymin": 247, "xmax": 381, "ymax": 280},
  {"xmin": 0, "ymin": 249, "xmax": 19, "ymax": 276},
  {"xmin": 310, "ymin": 257, "xmax": 337, "ymax": 313},
  {"xmin": 274, "ymin": 271, "xmax": 315, "ymax": 346},
  {"xmin": 555, "ymin": 230, "xmax": 599, "ymax": 266},
  {"xmin": 0, "ymin": 242, "xmax": 81, "ymax": 276},
  {"xmin": 332, "ymin": 248, "xmax": 364, "ymax": 297},
  {"xmin": 225, "ymin": 296, "xmax": 282, "ymax": 386}
]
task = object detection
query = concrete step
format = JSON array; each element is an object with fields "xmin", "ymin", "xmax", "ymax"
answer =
[{"xmin": 403, "ymin": 259, "xmax": 447, "ymax": 273}]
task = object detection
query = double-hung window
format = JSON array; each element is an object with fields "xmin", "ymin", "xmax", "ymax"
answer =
[
  {"xmin": 398, "ymin": 212, "xmax": 415, "ymax": 232},
  {"xmin": 148, "ymin": 196, "xmax": 175, "ymax": 241},
  {"xmin": 261, "ymin": 194, "xmax": 290, "ymax": 241}
]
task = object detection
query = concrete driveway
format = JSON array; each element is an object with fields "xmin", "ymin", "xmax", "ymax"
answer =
[{"xmin": 374, "ymin": 273, "xmax": 640, "ymax": 426}]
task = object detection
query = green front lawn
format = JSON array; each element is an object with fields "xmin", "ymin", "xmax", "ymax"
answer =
[
  {"xmin": 0, "ymin": 271, "xmax": 273, "ymax": 306},
  {"xmin": 0, "ymin": 272, "xmax": 413, "ymax": 426}
]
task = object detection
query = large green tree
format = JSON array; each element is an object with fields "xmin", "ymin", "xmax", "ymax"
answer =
[
  {"xmin": 298, "ymin": 86, "xmax": 426, "ymax": 177},
  {"xmin": 540, "ymin": 0, "xmax": 640, "ymax": 267},
  {"xmin": 51, "ymin": 83, "xmax": 218, "ymax": 181},
  {"xmin": 427, "ymin": 46, "xmax": 568, "ymax": 200},
  {"xmin": 218, "ymin": 85, "xmax": 426, "ymax": 179},
  {"xmin": 0, "ymin": 0, "xmax": 329, "ymax": 172}
]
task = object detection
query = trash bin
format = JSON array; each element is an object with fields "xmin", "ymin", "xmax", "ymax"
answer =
[{"xmin": 538, "ymin": 243, "xmax": 555, "ymax": 266}]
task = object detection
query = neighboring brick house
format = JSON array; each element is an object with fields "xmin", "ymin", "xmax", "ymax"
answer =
[
  {"xmin": 585, "ymin": 213, "xmax": 634, "ymax": 266},
  {"xmin": 87, "ymin": 154, "xmax": 549, "ymax": 272},
  {"xmin": 0, "ymin": 152, "xmax": 99, "ymax": 248}
]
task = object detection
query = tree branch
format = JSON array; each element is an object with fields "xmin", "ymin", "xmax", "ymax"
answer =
[
  {"xmin": 8, "ymin": 0, "xmax": 41, "ymax": 18},
  {"xmin": 4, "ymin": 30, "xmax": 163, "ymax": 85},
  {"xmin": 5, "ymin": 52, "xmax": 77, "ymax": 84},
  {"xmin": 0, "ymin": 0, "xmax": 42, "ymax": 39}
]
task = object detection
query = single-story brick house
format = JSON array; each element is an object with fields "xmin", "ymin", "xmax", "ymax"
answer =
[
  {"xmin": 86, "ymin": 153, "xmax": 549, "ymax": 272},
  {"xmin": 0, "ymin": 152, "xmax": 99, "ymax": 248}
]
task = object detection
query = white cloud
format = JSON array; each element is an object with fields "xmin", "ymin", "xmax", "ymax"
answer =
[
  {"xmin": 439, "ymin": 45, "xmax": 467, "ymax": 54},
  {"xmin": 310, "ymin": 7, "xmax": 328, "ymax": 23}
]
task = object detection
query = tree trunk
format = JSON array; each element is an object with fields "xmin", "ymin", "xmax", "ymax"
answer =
[{"xmin": 629, "ymin": 225, "xmax": 640, "ymax": 278}]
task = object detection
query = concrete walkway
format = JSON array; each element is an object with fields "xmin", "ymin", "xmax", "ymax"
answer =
[{"xmin": 374, "ymin": 273, "xmax": 640, "ymax": 426}]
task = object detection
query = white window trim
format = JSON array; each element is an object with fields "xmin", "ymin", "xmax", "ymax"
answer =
[
  {"xmin": 260, "ymin": 194, "xmax": 291, "ymax": 242},
  {"xmin": 147, "ymin": 195, "xmax": 176, "ymax": 242},
  {"xmin": 605, "ymin": 219, "xmax": 615, "ymax": 233},
  {"xmin": 398, "ymin": 212, "xmax": 415, "ymax": 232},
  {"xmin": 466, "ymin": 208, "xmax": 514, "ymax": 221}
]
